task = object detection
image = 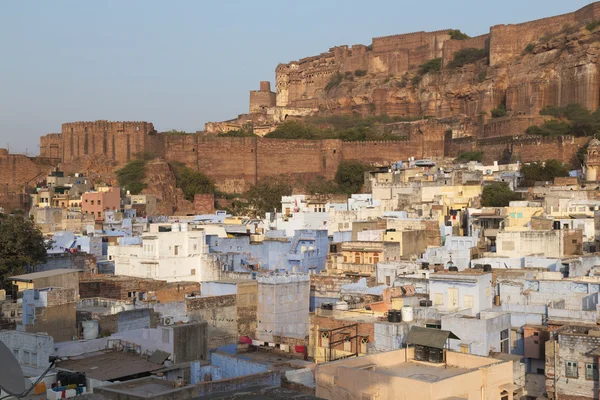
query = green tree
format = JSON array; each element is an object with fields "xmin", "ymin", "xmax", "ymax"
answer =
[
  {"xmin": 481, "ymin": 182, "xmax": 520, "ymax": 207},
  {"xmin": 335, "ymin": 160, "xmax": 368, "ymax": 195},
  {"xmin": 0, "ymin": 214, "xmax": 52, "ymax": 288},
  {"xmin": 245, "ymin": 176, "xmax": 293, "ymax": 217},
  {"xmin": 520, "ymin": 159, "xmax": 570, "ymax": 186},
  {"xmin": 116, "ymin": 159, "xmax": 148, "ymax": 195}
]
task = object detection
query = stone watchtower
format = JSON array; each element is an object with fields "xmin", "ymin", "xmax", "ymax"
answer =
[
  {"xmin": 249, "ymin": 81, "xmax": 276, "ymax": 114},
  {"xmin": 585, "ymin": 138, "xmax": 600, "ymax": 181}
]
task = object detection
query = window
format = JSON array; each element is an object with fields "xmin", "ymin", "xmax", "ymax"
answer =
[
  {"xmin": 360, "ymin": 337, "xmax": 369, "ymax": 354},
  {"xmin": 98, "ymin": 212, "xmax": 101, "ymax": 219},
  {"xmin": 566, "ymin": 361, "xmax": 578, "ymax": 378},
  {"xmin": 459, "ymin": 343, "xmax": 469, "ymax": 354},
  {"xmin": 174, "ymin": 246, "xmax": 179, "ymax": 256},
  {"xmin": 30, "ymin": 352, "xmax": 37, "ymax": 367},
  {"xmin": 586, "ymin": 363, "xmax": 598, "ymax": 381},
  {"xmin": 343, "ymin": 337, "xmax": 351, "ymax": 352},
  {"xmin": 463, "ymin": 295, "xmax": 474, "ymax": 309},
  {"xmin": 373, "ymin": 254, "xmax": 379, "ymax": 264},
  {"xmin": 98, "ymin": 200, "xmax": 101, "ymax": 206},
  {"xmin": 23, "ymin": 351, "xmax": 30, "ymax": 365},
  {"xmin": 12, "ymin": 349, "xmax": 19, "ymax": 361},
  {"xmin": 91, "ymin": 200, "xmax": 94, "ymax": 205},
  {"xmin": 354, "ymin": 252, "xmax": 361, "ymax": 264},
  {"xmin": 191, "ymin": 269, "xmax": 196, "ymax": 276},
  {"xmin": 434, "ymin": 293, "xmax": 444, "ymax": 305},
  {"xmin": 386, "ymin": 276, "xmax": 391, "ymax": 286},
  {"xmin": 320, "ymin": 332, "xmax": 329, "ymax": 348},
  {"xmin": 500, "ymin": 329, "xmax": 509, "ymax": 354}
]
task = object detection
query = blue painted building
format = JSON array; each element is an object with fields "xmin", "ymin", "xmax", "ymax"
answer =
[{"xmin": 206, "ymin": 229, "xmax": 328, "ymax": 273}]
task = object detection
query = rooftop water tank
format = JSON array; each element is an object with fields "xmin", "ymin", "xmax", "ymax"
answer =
[
  {"xmin": 335, "ymin": 301, "xmax": 349, "ymax": 311},
  {"xmin": 401, "ymin": 306, "xmax": 414, "ymax": 322},
  {"xmin": 171, "ymin": 223, "xmax": 180, "ymax": 232}
]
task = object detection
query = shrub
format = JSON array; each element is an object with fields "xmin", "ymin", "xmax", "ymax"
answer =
[
  {"xmin": 491, "ymin": 104, "xmax": 507, "ymax": 118},
  {"xmin": 418, "ymin": 58, "xmax": 442, "ymax": 75},
  {"xmin": 325, "ymin": 72, "xmax": 344, "ymax": 92},
  {"xmin": 477, "ymin": 70, "xmax": 487, "ymax": 83},
  {"xmin": 171, "ymin": 164, "xmax": 215, "ymax": 202},
  {"xmin": 446, "ymin": 48, "xmax": 487, "ymax": 69},
  {"xmin": 587, "ymin": 20, "xmax": 600, "ymax": 32},
  {"xmin": 366, "ymin": 44, "xmax": 373, "ymax": 51},
  {"xmin": 411, "ymin": 76, "xmax": 421, "ymax": 86},
  {"xmin": 365, "ymin": 81, "xmax": 371, "ymax": 87},
  {"xmin": 354, "ymin": 69, "xmax": 367, "ymax": 77},
  {"xmin": 116, "ymin": 159, "xmax": 147, "ymax": 195},
  {"xmin": 448, "ymin": 29, "xmax": 470, "ymax": 40},
  {"xmin": 524, "ymin": 43, "xmax": 535, "ymax": 54},
  {"xmin": 455, "ymin": 151, "xmax": 483, "ymax": 163}
]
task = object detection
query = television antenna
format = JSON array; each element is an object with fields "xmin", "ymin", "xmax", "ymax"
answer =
[{"xmin": 0, "ymin": 341, "xmax": 56, "ymax": 399}]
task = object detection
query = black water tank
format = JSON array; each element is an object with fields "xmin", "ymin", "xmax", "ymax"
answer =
[
  {"xmin": 321, "ymin": 303, "xmax": 333, "ymax": 310},
  {"xmin": 483, "ymin": 264, "xmax": 493, "ymax": 272},
  {"xmin": 449, "ymin": 266, "xmax": 459, "ymax": 272},
  {"xmin": 421, "ymin": 262, "xmax": 430, "ymax": 270},
  {"xmin": 420, "ymin": 299, "xmax": 433, "ymax": 307},
  {"xmin": 387, "ymin": 309, "xmax": 402, "ymax": 322}
]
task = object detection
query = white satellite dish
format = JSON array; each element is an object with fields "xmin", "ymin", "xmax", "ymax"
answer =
[{"xmin": 0, "ymin": 340, "xmax": 26, "ymax": 395}]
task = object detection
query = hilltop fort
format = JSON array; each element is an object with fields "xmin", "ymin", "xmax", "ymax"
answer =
[{"xmin": 5, "ymin": 1, "xmax": 595, "ymax": 195}]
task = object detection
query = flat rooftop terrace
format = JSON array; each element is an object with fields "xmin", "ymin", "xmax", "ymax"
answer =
[{"xmin": 372, "ymin": 360, "xmax": 471, "ymax": 382}]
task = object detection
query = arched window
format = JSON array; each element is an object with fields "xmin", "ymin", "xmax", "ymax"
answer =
[{"xmin": 354, "ymin": 252, "xmax": 361, "ymax": 264}]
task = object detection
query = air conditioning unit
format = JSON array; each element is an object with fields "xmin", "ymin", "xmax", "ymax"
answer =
[{"xmin": 161, "ymin": 316, "xmax": 174, "ymax": 326}]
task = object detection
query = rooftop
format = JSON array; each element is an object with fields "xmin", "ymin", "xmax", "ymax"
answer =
[
  {"xmin": 374, "ymin": 360, "xmax": 470, "ymax": 382},
  {"xmin": 56, "ymin": 350, "xmax": 163, "ymax": 381},
  {"xmin": 9, "ymin": 268, "xmax": 81, "ymax": 282}
]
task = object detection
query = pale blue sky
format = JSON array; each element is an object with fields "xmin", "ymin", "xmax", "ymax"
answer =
[{"xmin": 0, "ymin": 0, "xmax": 591, "ymax": 154}]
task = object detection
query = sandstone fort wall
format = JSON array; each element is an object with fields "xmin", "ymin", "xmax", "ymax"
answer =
[{"xmin": 489, "ymin": 3, "xmax": 600, "ymax": 66}]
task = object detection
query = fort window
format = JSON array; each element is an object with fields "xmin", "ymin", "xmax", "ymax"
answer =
[
  {"xmin": 585, "ymin": 363, "xmax": 598, "ymax": 380},
  {"xmin": 566, "ymin": 361, "xmax": 578, "ymax": 378}
]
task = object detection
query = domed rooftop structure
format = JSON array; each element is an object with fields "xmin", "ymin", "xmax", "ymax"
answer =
[{"xmin": 588, "ymin": 138, "xmax": 600, "ymax": 147}]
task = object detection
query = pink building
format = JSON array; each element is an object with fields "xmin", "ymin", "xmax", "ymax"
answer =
[{"xmin": 81, "ymin": 187, "xmax": 121, "ymax": 221}]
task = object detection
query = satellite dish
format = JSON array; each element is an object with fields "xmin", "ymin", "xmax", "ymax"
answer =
[{"xmin": 0, "ymin": 340, "xmax": 26, "ymax": 394}]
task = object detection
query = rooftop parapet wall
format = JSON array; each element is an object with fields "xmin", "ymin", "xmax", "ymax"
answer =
[{"xmin": 489, "ymin": 2, "xmax": 600, "ymax": 66}]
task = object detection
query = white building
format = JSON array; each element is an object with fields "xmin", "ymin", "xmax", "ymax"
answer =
[
  {"xmin": 108, "ymin": 224, "xmax": 211, "ymax": 282},
  {"xmin": 424, "ymin": 236, "xmax": 478, "ymax": 271},
  {"xmin": 0, "ymin": 331, "xmax": 54, "ymax": 377},
  {"xmin": 429, "ymin": 272, "xmax": 492, "ymax": 315},
  {"xmin": 442, "ymin": 311, "xmax": 511, "ymax": 356},
  {"xmin": 256, "ymin": 274, "xmax": 310, "ymax": 346}
]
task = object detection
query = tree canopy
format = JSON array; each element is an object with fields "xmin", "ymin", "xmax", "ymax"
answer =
[
  {"xmin": 0, "ymin": 214, "xmax": 51, "ymax": 289},
  {"xmin": 480, "ymin": 182, "xmax": 520, "ymax": 207},
  {"xmin": 520, "ymin": 159, "xmax": 570, "ymax": 186},
  {"xmin": 527, "ymin": 104, "xmax": 600, "ymax": 137},
  {"xmin": 245, "ymin": 175, "xmax": 293, "ymax": 217},
  {"xmin": 335, "ymin": 160, "xmax": 368, "ymax": 195}
]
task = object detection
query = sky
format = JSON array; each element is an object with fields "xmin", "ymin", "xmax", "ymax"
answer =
[{"xmin": 0, "ymin": 0, "xmax": 592, "ymax": 155}]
